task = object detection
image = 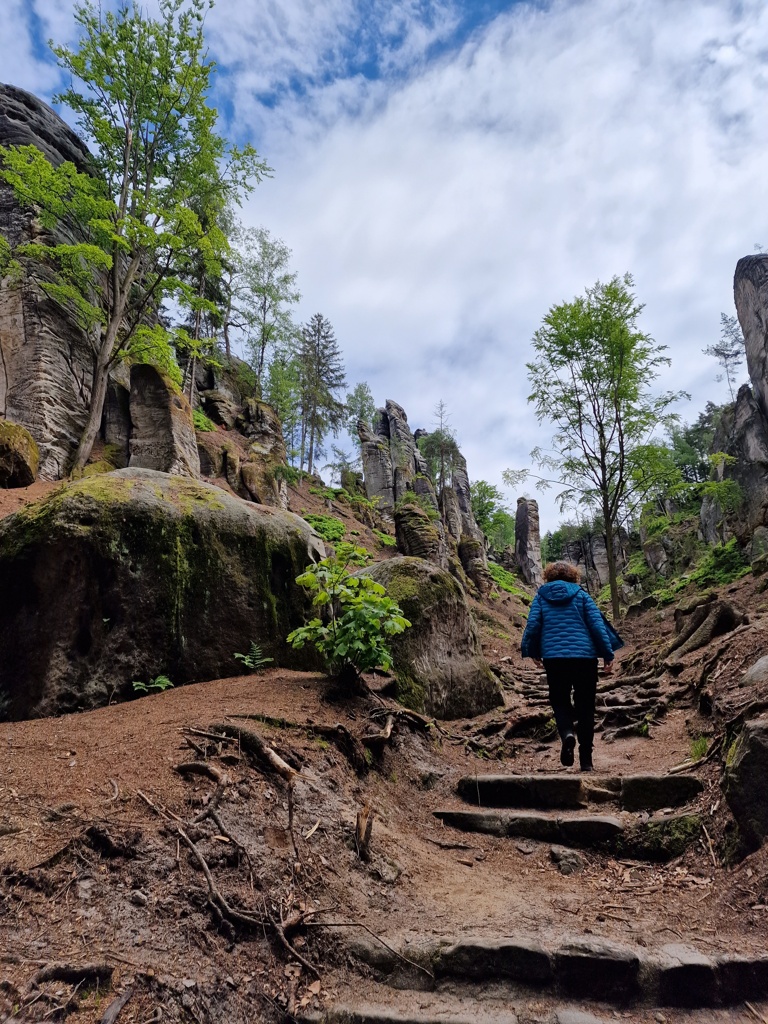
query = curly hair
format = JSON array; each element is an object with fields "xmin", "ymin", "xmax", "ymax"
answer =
[{"xmin": 542, "ymin": 560, "xmax": 581, "ymax": 584}]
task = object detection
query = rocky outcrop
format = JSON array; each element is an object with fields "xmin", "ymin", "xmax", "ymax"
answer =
[
  {"xmin": 360, "ymin": 557, "xmax": 503, "ymax": 719},
  {"xmin": 0, "ymin": 469, "xmax": 325, "ymax": 720},
  {"xmin": 0, "ymin": 418, "xmax": 39, "ymax": 485},
  {"xmin": 0, "ymin": 84, "xmax": 104, "ymax": 478},
  {"xmin": 128, "ymin": 364, "xmax": 200, "ymax": 478},
  {"xmin": 724, "ymin": 716, "xmax": 768, "ymax": 851},
  {"xmin": 699, "ymin": 256, "xmax": 768, "ymax": 546},
  {"xmin": 358, "ymin": 400, "xmax": 489, "ymax": 590},
  {"xmin": 196, "ymin": 398, "xmax": 289, "ymax": 509},
  {"xmin": 515, "ymin": 497, "xmax": 543, "ymax": 586},
  {"xmin": 735, "ymin": 255, "xmax": 768, "ymax": 419},
  {"xmin": 357, "ymin": 400, "xmax": 429, "ymax": 513}
]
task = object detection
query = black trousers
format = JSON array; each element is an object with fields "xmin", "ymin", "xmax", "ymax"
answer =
[{"xmin": 544, "ymin": 658, "xmax": 598, "ymax": 759}]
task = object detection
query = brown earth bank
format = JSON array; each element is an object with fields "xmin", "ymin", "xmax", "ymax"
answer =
[{"xmin": 2, "ymin": 479, "xmax": 768, "ymax": 1022}]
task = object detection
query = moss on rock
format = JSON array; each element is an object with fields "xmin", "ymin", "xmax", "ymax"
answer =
[
  {"xmin": 0, "ymin": 419, "xmax": 39, "ymax": 487},
  {"xmin": 0, "ymin": 468, "xmax": 325, "ymax": 720},
  {"xmin": 360, "ymin": 557, "xmax": 503, "ymax": 719}
]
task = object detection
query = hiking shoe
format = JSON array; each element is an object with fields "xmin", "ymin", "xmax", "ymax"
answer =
[
  {"xmin": 580, "ymin": 762, "xmax": 594, "ymax": 772},
  {"xmin": 560, "ymin": 733, "xmax": 576, "ymax": 767}
]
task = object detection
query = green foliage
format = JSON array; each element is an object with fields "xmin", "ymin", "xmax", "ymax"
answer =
[
  {"xmin": 271, "ymin": 463, "xmax": 301, "ymax": 486},
  {"xmin": 470, "ymin": 480, "xmax": 515, "ymax": 550},
  {"xmin": 508, "ymin": 274, "xmax": 688, "ymax": 620},
  {"xmin": 704, "ymin": 314, "xmax": 745, "ymax": 402},
  {"xmin": 303, "ymin": 514, "xmax": 345, "ymax": 542},
  {"xmin": 345, "ymin": 381, "xmax": 377, "ymax": 442},
  {"xmin": 394, "ymin": 490, "xmax": 440, "ymax": 522},
  {"xmin": 132, "ymin": 674, "xmax": 174, "ymax": 695},
  {"xmin": 296, "ymin": 313, "xmax": 347, "ymax": 475},
  {"xmin": 234, "ymin": 642, "xmax": 274, "ymax": 672},
  {"xmin": 287, "ymin": 543, "xmax": 411, "ymax": 687},
  {"xmin": 688, "ymin": 539, "xmax": 749, "ymax": 588},
  {"xmin": 374, "ymin": 529, "xmax": 397, "ymax": 547},
  {"xmin": 690, "ymin": 736, "xmax": 709, "ymax": 761},
  {"xmin": 192, "ymin": 408, "xmax": 217, "ymax": 432},
  {"xmin": 487, "ymin": 562, "xmax": 531, "ymax": 602},
  {"xmin": 0, "ymin": 0, "xmax": 269, "ymax": 471}
]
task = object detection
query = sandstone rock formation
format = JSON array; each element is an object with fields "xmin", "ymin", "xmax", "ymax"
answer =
[
  {"xmin": 360, "ymin": 557, "xmax": 503, "ymax": 719},
  {"xmin": 0, "ymin": 469, "xmax": 325, "ymax": 720},
  {"xmin": 724, "ymin": 716, "xmax": 768, "ymax": 851},
  {"xmin": 515, "ymin": 497, "xmax": 543, "ymax": 586},
  {"xmin": 128, "ymin": 365, "xmax": 200, "ymax": 478},
  {"xmin": 700, "ymin": 255, "xmax": 768, "ymax": 549},
  {"xmin": 358, "ymin": 399, "xmax": 489, "ymax": 590},
  {"xmin": 0, "ymin": 84, "xmax": 103, "ymax": 477},
  {"xmin": 0, "ymin": 418, "xmax": 39, "ymax": 486}
]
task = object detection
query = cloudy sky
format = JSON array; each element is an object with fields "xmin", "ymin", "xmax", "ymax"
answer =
[{"xmin": 4, "ymin": 0, "xmax": 767, "ymax": 531}]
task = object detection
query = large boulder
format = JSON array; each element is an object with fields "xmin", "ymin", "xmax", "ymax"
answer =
[
  {"xmin": 128, "ymin": 364, "xmax": 200, "ymax": 478},
  {"xmin": 723, "ymin": 717, "xmax": 768, "ymax": 851},
  {"xmin": 361, "ymin": 557, "xmax": 503, "ymax": 719},
  {"xmin": 0, "ymin": 418, "xmax": 39, "ymax": 486},
  {"xmin": 0, "ymin": 469, "xmax": 325, "ymax": 720}
]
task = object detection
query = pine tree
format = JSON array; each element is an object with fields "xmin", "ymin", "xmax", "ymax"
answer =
[{"xmin": 297, "ymin": 314, "xmax": 347, "ymax": 475}]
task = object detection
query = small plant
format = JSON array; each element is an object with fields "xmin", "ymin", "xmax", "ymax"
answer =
[
  {"xmin": 132, "ymin": 674, "xmax": 174, "ymax": 694},
  {"xmin": 373, "ymin": 528, "xmax": 397, "ymax": 548},
  {"xmin": 272, "ymin": 463, "xmax": 300, "ymax": 486},
  {"xmin": 287, "ymin": 543, "xmax": 411, "ymax": 690},
  {"xmin": 192, "ymin": 408, "xmax": 217, "ymax": 432},
  {"xmin": 690, "ymin": 736, "xmax": 709, "ymax": 761},
  {"xmin": 234, "ymin": 642, "xmax": 274, "ymax": 672},
  {"xmin": 487, "ymin": 562, "xmax": 531, "ymax": 602},
  {"xmin": 304, "ymin": 513, "xmax": 345, "ymax": 542}
]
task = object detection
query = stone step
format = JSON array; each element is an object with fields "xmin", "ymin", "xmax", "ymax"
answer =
[
  {"xmin": 433, "ymin": 807, "xmax": 701, "ymax": 859},
  {"xmin": 456, "ymin": 773, "xmax": 703, "ymax": 812},
  {"xmin": 337, "ymin": 930, "xmax": 768, "ymax": 1009},
  {"xmin": 297, "ymin": 1001, "xmax": 622, "ymax": 1024}
]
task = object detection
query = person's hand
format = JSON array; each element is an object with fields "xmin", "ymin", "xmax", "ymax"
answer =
[
  {"xmin": 603, "ymin": 660, "xmax": 614, "ymax": 674},
  {"xmin": 533, "ymin": 658, "xmax": 544, "ymax": 669}
]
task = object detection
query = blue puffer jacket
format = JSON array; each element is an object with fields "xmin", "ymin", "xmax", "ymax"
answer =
[{"xmin": 521, "ymin": 581, "xmax": 616, "ymax": 661}]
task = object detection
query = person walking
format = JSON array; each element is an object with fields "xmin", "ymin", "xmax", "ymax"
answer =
[{"xmin": 521, "ymin": 561, "xmax": 621, "ymax": 771}]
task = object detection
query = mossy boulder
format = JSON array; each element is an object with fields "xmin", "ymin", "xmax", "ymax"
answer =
[
  {"xmin": 723, "ymin": 717, "xmax": 768, "ymax": 851},
  {"xmin": 0, "ymin": 468, "xmax": 325, "ymax": 720},
  {"xmin": 360, "ymin": 557, "xmax": 503, "ymax": 719},
  {"xmin": 0, "ymin": 419, "xmax": 39, "ymax": 487},
  {"xmin": 394, "ymin": 502, "xmax": 446, "ymax": 566},
  {"xmin": 620, "ymin": 813, "xmax": 702, "ymax": 861}
]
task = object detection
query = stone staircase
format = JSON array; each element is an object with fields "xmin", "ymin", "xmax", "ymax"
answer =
[
  {"xmin": 297, "ymin": 768, "xmax": 768, "ymax": 1021},
  {"xmin": 432, "ymin": 772, "xmax": 704, "ymax": 860}
]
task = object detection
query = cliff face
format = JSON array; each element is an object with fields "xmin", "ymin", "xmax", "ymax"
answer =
[
  {"xmin": 700, "ymin": 255, "xmax": 768, "ymax": 549},
  {"xmin": 0, "ymin": 84, "xmax": 102, "ymax": 478}
]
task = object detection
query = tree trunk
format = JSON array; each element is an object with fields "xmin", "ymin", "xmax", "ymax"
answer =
[
  {"xmin": 603, "ymin": 509, "xmax": 621, "ymax": 623},
  {"xmin": 71, "ymin": 342, "xmax": 114, "ymax": 473}
]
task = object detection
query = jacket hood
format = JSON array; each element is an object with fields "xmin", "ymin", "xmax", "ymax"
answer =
[{"xmin": 538, "ymin": 580, "xmax": 582, "ymax": 604}]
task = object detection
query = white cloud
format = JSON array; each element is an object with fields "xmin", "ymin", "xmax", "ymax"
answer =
[{"xmin": 229, "ymin": 0, "xmax": 768, "ymax": 530}]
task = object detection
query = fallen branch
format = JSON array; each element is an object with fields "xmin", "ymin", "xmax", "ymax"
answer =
[
  {"xmin": 174, "ymin": 761, "xmax": 230, "ymax": 787},
  {"xmin": 98, "ymin": 987, "xmax": 134, "ymax": 1024},
  {"xmin": 210, "ymin": 724, "xmax": 297, "ymax": 780},
  {"xmin": 27, "ymin": 961, "xmax": 113, "ymax": 990}
]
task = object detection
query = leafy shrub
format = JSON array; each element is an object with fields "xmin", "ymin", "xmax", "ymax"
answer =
[
  {"xmin": 394, "ymin": 491, "xmax": 440, "ymax": 521},
  {"xmin": 234, "ymin": 642, "xmax": 274, "ymax": 672},
  {"xmin": 287, "ymin": 543, "xmax": 411, "ymax": 690},
  {"xmin": 271, "ymin": 463, "xmax": 301, "ymax": 486},
  {"xmin": 373, "ymin": 529, "xmax": 397, "ymax": 548},
  {"xmin": 132, "ymin": 674, "xmax": 174, "ymax": 694},
  {"xmin": 487, "ymin": 562, "xmax": 531, "ymax": 602},
  {"xmin": 304, "ymin": 514, "xmax": 345, "ymax": 542},
  {"xmin": 193, "ymin": 408, "xmax": 217, "ymax": 432},
  {"xmin": 688, "ymin": 539, "xmax": 749, "ymax": 588}
]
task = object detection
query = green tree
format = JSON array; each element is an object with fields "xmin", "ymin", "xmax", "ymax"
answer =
[
  {"xmin": 0, "ymin": 0, "xmax": 268, "ymax": 472},
  {"xmin": 345, "ymin": 381, "xmax": 376, "ymax": 442},
  {"xmin": 506, "ymin": 274, "xmax": 686, "ymax": 620},
  {"xmin": 704, "ymin": 314, "xmax": 745, "ymax": 402},
  {"xmin": 417, "ymin": 400, "xmax": 462, "ymax": 494},
  {"xmin": 470, "ymin": 480, "xmax": 515, "ymax": 550},
  {"xmin": 232, "ymin": 225, "xmax": 300, "ymax": 384},
  {"xmin": 264, "ymin": 351, "xmax": 302, "ymax": 463},
  {"xmin": 297, "ymin": 313, "xmax": 347, "ymax": 476}
]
